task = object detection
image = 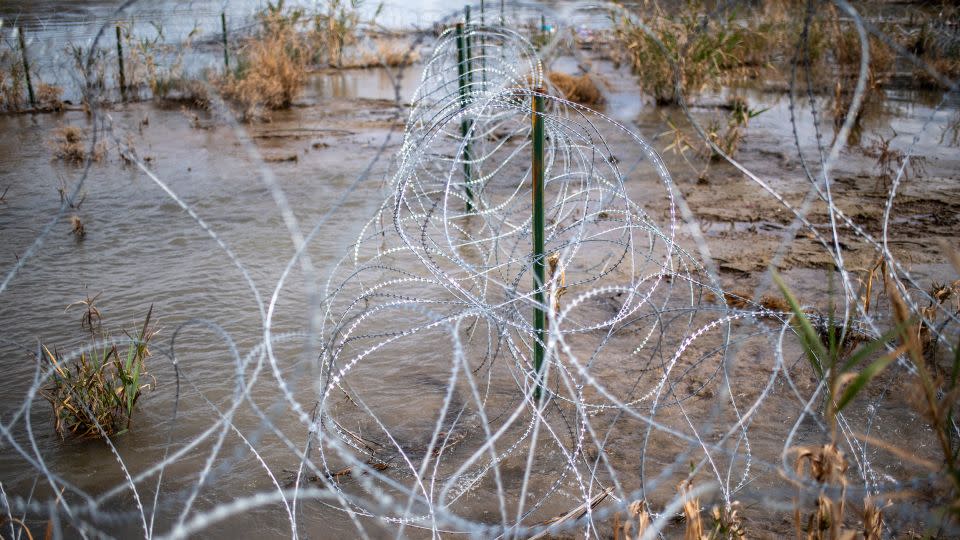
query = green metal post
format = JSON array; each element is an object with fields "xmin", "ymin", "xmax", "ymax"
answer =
[
  {"xmin": 18, "ymin": 27, "xmax": 35, "ymax": 108},
  {"xmin": 116, "ymin": 25, "xmax": 126, "ymax": 101},
  {"xmin": 480, "ymin": 0, "xmax": 486, "ymax": 89},
  {"xmin": 531, "ymin": 88, "xmax": 546, "ymax": 401},
  {"xmin": 221, "ymin": 12, "xmax": 230, "ymax": 72},
  {"xmin": 464, "ymin": 6, "xmax": 473, "ymax": 87},
  {"xmin": 455, "ymin": 23, "xmax": 474, "ymax": 212}
]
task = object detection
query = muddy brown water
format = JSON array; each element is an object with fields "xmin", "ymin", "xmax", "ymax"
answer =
[{"xmin": 1, "ymin": 4, "xmax": 960, "ymax": 540}]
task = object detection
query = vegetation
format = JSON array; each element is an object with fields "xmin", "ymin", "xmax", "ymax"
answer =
[
  {"xmin": 220, "ymin": 2, "xmax": 309, "ymax": 120},
  {"xmin": 0, "ymin": 49, "xmax": 25, "ymax": 110},
  {"xmin": 39, "ymin": 305, "xmax": 156, "ymax": 438},
  {"xmin": 548, "ymin": 71, "xmax": 603, "ymax": 106},
  {"xmin": 50, "ymin": 125, "xmax": 106, "ymax": 164},
  {"xmin": 613, "ymin": 0, "xmax": 742, "ymax": 105},
  {"xmin": 121, "ymin": 22, "xmax": 198, "ymax": 100}
]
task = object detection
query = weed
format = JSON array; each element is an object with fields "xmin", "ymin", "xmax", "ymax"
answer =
[
  {"xmin": 792, "ymin": 443, "xmax": 849, "ymax": 539},
  {"xmin": 904, "ymin": 4, "xmax": 960, "ymax": 88},
  {"xmin": 679, "ymin": 478, "xmax": 704, "ymax": 540},
  {"xmin": 613, "ymin": 500, "xmax": 650, "ymax": 540},
  {"xmin": 36, "ymin": 83, "xmax": 64, "ymax": 112},
  {"xmin": 0, "ymin": 49, "xmax": 25, "ymax": 110},
  {"xmin": 344, "ymin": 39, "xmax": 420, "ymax": 68},
  {"xmin": 548, "ymin": 71, "xmax": 603, "ymax": 106},
  {"xmin": 865, "ymin": 132, "xmax": 927, "ymax": 191},
  {"xmin": 613, "ymin": 1, "xmax": 744, "ymax": 104},
  {"xmin": 704, "ymin": 96, "xmax": 766, "ymax": 160},
  {"xmin": 39, "ymin": 305, "xmax": 157, "ymax": 438},
  {"xmin": 121, "ymin": 22, "xmax": 198, "ymax": 100},
  {"xmin": 221, "ymin": 1, "xmax": 308, "ymax": 120},
  {"xmin": 57, "ymin": 175, "xmax": 87, "ymax": 208},
  {"xmin": 69, "ymin": 215, "xmax": 86, "ymax": 240},
  {"xmin": 774, "ymin": 272, "xmax": 907, "ymax": 429},
  {"xmin": 778, "ymin": 265, "xmax": 960, "ymax": 529},
  {"xmin": 50, "ymin": 126, "xmax": 106, "ymax": 164},
  {"xmin": 67, "ymin": 43, "xmax": 108, "ymax": 109},
  {"xmin": 708, "ymin": 501, "xmax": 745, "ymax": 539},
  {"xmin": 311, "ymin": 0, "xmax": 375, "ymax": 68},
  {"xmin": 65, "ymin": 292, "xmax": 103, "ymax": 333}
]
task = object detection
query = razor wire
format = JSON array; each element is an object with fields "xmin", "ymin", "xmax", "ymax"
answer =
[{"xmin": 0, "ymin": 1, "xmax": 958, "ymax": 539}]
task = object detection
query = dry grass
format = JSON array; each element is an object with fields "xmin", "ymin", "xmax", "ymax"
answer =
[
  {"xmin": 341, "ymin": 40, "xmax": 421, "ymax": 68},
  {"xmin": 221, "ymin": 7, "xmax": 308, "ymax": 121},
  {"xmin": 40, "ymin": 306, "xmax": 157, "ymax": 438},
  {"xmin": 310, "ymin": 0, "xmax": 365, "ymax": 68},
  {"xmin": 548, "ymin": 71, "xmax": 603, "ymax": 106},
  {"xmin": 36, "ymin": 83, "xmax": 64, "ymax": 112},
  {"xmin": 865, "ymin": 133, "xmax": 927, "ymax": 191},
  {"xmin": 70, "ymin": 215, "xmax": 86, "ymax": 240},
  {"xmin": 1, "ymin": 51, "xmax": 25, "ymax": 111},
  {"xmin": 50, "ymin": 126, "xmax": 106, "ymax": 164},
  {"xmin": 613, "ymin": 1, "xmax": 744, "ymax": 104},
  {"xmin": 612, "ymin": 500, "xmax": 650, "ymax": 540}
]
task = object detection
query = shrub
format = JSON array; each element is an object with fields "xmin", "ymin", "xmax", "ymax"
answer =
[
  {"xmin": 221, "ymin": 2, "xmax": 308, "ymax": 120},
  {"xmin": 548, "ymin": 71, "xmax": 603, "ymax": 106}
]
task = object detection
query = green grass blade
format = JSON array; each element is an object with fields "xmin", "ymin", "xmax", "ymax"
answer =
[
  {"xmin": 773, "ymin": 272, "xmax": 826, "ymax": 377},
  {"xmin": 835, "ymin": 349, "xmax": 901, "ymax": 413},
  {"xmin": 840, "ymin": 321, "xmax": 910, "ymax": 373}
]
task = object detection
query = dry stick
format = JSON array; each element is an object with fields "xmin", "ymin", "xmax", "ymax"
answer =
[
  {"xmin": 116, "ymin": 25, "xmax": 126, "ymax": 101},
  {"xmin": 528, "ymin": 486, "xmax": 612, "ymax": 539},
  {"xmin": 17, "ymin": 27, "xmax": 35, "ymax": 109},
  {"xmin": 221, "ymin": 12, "xmax": 230, "ymax": 72},
  {"xmin": 454, "ymin": 23, "xmax": 474, "ymax": 212},
  {"xmin": 531, "ymin": 87, "xmax": 546, "ymax": 402}
]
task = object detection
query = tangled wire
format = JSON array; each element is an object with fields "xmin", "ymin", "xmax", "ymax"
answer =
[{"xmin": 1, "ymin": 1, "xmax": 959, "ymax": 539}]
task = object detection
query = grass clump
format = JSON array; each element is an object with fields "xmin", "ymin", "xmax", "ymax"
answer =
[
  {"xmin": 121, "ymin": 22, "xmax": 197, "ymax": 100},
  {"xmin": 613, "ymin": 0, "xmax": 742, "ymax": 105},
  {"xmin": 221, "ymin": 1, "xmax": 309, "ymax": 120},
  {"xmin": 39, "ymin": 306, "xmax": 157, "ymax": 438},
  {"xmin": 777, "ymin": 262, "xmax": 960, "ymax": 531},
  {"xmin": 548, "ymin": 71, "xmax": 603, "ymax": 106},
  {"xmin": 310, "ymin": 0, "xmax": 375, "ymax": 68},
  {"xmin": 0, "ymin": 50, "xmax": 25, "ymax": 111},
  {"xmin": 50, "ymin": 125, "xmax": 106, "ymax": 164}
]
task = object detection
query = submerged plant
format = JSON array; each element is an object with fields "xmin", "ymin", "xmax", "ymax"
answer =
[
  {"xmin": 39, "ymin": 305, "xmax": 157, "ymax": 438},
  {"xmin": 50, "ymin": 125, "xmax": 106, "ymax": 164}
]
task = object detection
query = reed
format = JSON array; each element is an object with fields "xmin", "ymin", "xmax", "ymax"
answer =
[{"xmin": 39, "ymin": 306, "xmax": 156, "ymax": 438}]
